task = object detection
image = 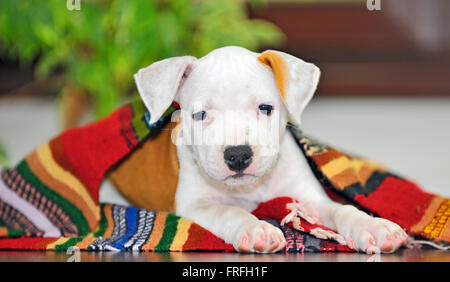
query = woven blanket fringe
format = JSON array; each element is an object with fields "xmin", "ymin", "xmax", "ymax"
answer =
[
  {"xmin": 280, "ymin": 202, "xmax": 319, "ymax": 228},
  {"xmin": 280, "ymin": 202, "xmax": 347, "ymax": 246},
  {"xmin": 406, "ymin": 237, "xmax": 450, "ymax": 251}
]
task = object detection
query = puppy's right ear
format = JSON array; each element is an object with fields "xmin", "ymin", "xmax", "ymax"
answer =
[{"xmin": 134, "ymin": 56, "xmax": 197, "ymax": 124}]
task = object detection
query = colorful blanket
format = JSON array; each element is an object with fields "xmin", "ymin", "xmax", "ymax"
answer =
[{"xmin": 0, "ymin": 99, "xmax": 449, "ymax": 252}]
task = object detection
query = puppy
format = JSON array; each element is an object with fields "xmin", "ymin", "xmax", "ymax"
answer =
[{"xmin": 133, "ymin": 46, "xmax": 408, "ymax": 253}]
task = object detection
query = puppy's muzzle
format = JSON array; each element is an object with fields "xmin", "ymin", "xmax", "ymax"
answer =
[{"xmin": 224, "ymin": 145, "xmax": 253, "ymax": 172}]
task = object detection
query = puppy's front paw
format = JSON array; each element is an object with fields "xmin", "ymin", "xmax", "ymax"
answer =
[
  {"xmin": 343, "ymin": 217, "xmax": 408, "ymax": 254},
  {"xmin": 233, "ymin": 221, "xmax": 286, "ymax": 253}
]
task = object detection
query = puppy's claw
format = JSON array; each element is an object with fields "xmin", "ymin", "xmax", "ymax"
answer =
[
  {"xmin": 366, "ymin": 244, "xmax": 380, "ymax": 254},
  {"xmin": 238, "ymin": 233, "xmax": 250, "ymax": 252}
]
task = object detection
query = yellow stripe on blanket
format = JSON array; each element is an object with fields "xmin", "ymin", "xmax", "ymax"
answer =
[
  {"xmin": 35, "ymin": 143, "xmax": 99, "ymax": 222},
  {"xmin": 423, "ymin": 199, "xmax": 450, "ymax": 240},
  {"xmin": 321, "ymin": 156, "xmax": 352, "ymax": 179},
  {"xmin": 170, "ymin": 218, "xmax": 193, "ymax": 251},
  {"xmin": 46, "ymin": 237, "xmax": 70, "ymax": 250},
  {"xmin": 348, "ymin": 159, "xmax": 365, "ymax": 172}
]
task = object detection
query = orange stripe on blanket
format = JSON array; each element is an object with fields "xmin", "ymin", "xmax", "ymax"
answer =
[
  {"xmin": 358, "ymin": 164, "xmax": 377, "ymax": 186},
  {"xmin": 26, "ymin": 151, "xmax": 98, "ymax": 231},
  {"xmin": 75, "ymin": 234, "xmax": 97, "ymax": 249},
  {"xmin": 311, "ymin": 149, "xmax": 343, "ymax": 168},
  {"xmin": 34, "ymin": 142, "xmax": 99, "ymax": 224},
  {"xmin": 141, "ymin": 212, "xmax": 168, "ymax": 251},
  {"xmin": 103, "ymin": 205, "xmax": 114, "ymax": 238},
  {"xmin": 330, "ymin": 168, "xmax": 360, "ymax": 190},
  {"xmin": 0, "ymin": 227, "xmax": 8, "ymax": 237},
  {"xmin": 411, "ymin": 196, "xmax": 446, "ymax": 236}
]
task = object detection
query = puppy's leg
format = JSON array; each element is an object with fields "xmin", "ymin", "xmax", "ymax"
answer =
[
  {"xmin": 328, "ymin": 203, "xmax": 407, "ymax": 253},
  {"xmin": 292, "ymin": 198, "xmax": 408, "ymax": 253},
  {"xmin": 177, "ymin": 201, "xmax": 286, "ymax": 253}
]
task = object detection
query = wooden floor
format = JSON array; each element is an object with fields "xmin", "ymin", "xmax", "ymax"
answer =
[{"xmin": 1, "ymin": 247, "xmax": 449, "ymax": 262}]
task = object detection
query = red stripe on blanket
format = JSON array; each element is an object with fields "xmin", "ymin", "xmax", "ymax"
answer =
[
  {"xmin": 197, "ymin": 230, "xmax": 234, "ymax": 251},
  {"xmin": 354, "ymin": 176, "xmax": 435, "ymax": 230},
  {"xmin": 49, "ymin": 137, "xmax": 85, "ymax": 186},
  {"xmin": 252, "ymin": 196, "xmax": 296, "ymax": 222},
  {"xmin": 320, "ymin": 240, "xmax": 354, "ymax": 252},
  {"xmin": 181, "ymin": 223, "xmax": 206, "ymax": 250},
  {"xmin": 60, "ymin": 105, "xmax": 138, "ymax": 202},
  {"xmin": 0, "ymin": 237, "xmax": 58, "ymax": 250}
]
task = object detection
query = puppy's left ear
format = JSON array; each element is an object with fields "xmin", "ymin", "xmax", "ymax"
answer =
[
  {"xmin": 258, "ymin": 50, "xmax": 320, "ymax": 126},
  {"xmin": 134, "ymin": 56, "xmax": 197, "ymax": 124}
]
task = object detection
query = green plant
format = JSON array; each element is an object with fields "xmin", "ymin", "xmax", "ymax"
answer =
[
  {"xmin": 0, "ymin": 0, "xmax": 284, "ymax": 119},
  {"xmin": 0, "ymin": 141, "xmax": 9, "ymax": 167}
]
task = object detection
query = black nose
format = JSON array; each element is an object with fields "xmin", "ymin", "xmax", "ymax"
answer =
[{"xmin": 224, "ymin": 145, "xmax": 253, "ymax": 172}]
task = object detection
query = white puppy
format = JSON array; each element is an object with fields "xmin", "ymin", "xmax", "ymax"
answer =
[{"xmin": 133, "ymin": 46, "xmax": 408, "ymax": 254}]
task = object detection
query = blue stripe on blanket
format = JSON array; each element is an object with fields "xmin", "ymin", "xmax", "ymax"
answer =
[{"xmin": 109, "ymin": 206, "xmax": 138, "ymax": 251}]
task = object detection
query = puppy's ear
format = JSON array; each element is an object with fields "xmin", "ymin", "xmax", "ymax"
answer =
[
  {"xmin": 258, "ymin": 50, "xmax": 320, "ymax": 126},
  {"xmin": 134, "ymin": 56, "xmax": 197, "ymax": 124}
]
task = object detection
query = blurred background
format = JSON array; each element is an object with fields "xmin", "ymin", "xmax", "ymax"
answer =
[{"xmin": 0, "ymin": 0, "xmax": 449, "ymax": 197}]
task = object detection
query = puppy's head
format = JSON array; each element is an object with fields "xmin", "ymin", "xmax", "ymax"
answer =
[{"xmin": 134, "ymin": 46, "xmax": 320, "ymax": 187}]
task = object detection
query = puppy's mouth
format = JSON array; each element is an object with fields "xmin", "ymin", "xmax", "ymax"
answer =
[{"xmin": 224, "ymin": 172, "xmax": 255, "ymax": 181}]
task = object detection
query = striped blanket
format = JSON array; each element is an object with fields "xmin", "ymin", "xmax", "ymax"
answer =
[{"xmin": 0, "ymin": 99, "xmax": 449, "ymax": 252}]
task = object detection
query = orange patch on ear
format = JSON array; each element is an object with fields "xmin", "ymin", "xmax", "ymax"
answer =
[
  {"xmin": 257, "ymin": 51, "xmax": 288, "ymax": 101},
  {"xmin": 173, "ymin": 116, "xmax": 181, "ymax": 139}
]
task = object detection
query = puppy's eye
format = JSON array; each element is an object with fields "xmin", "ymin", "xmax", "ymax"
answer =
[
  {"xmin": 258, "ymin": 104, "xmax": 273, "ymax": 116},
  {"xmin": 192, "ymin": 111, "xmax": 207, "ymax": 121}
]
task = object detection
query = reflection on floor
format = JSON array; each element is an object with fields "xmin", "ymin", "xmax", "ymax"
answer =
[{"xmin": 0, "ymin": 247, "xmax": 449, "ymax": 262}]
